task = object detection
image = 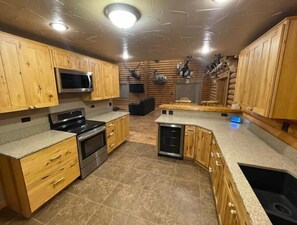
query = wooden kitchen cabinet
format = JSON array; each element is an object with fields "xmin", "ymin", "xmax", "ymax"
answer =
[
  {"xmin": 235, "ymin": 17, "xmax": 297, "ymax": 120},
  {"xmin": 0, "ymin": 137, "xmax": 80, "ymax": 217},
  {"xmin": 51, "ymin": 47, "xmax": 89, "ymax": 71},
  {"xmin": 183, "ymin": 125, "xmax": 196, "ymax": 159},
  {"xmin": 194, "ymin": 127, "xmax": 212, "ymax": 168},
  {"xmin": 0, "ymin": 33, "xmax": 28, "ymax": 113},
  {"xmin": 20, "ymin": 40, "xmax": 58, "ymax": 109},
  {"xmin": 83, "ymin": 59, "xmax": 120, "ymax": 101},
  {"xmin": 106, "ymin": 115, "xmax": 129, "ymax": 153},
  {"xmin": 0, "ymin": 31, "xmax": 58, "ymax": 114}
]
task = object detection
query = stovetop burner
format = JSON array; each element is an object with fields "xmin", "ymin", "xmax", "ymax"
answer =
[{"xmin": 49, "ymin": 108, "xmax": 105, "ymax": 135}]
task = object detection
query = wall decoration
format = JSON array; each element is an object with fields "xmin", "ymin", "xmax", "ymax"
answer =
[
  {"xmin": 123, "ymin": 61, "xmax": 141, "ymax": 80},
  {"xmin": 152, "ymin": 70, "xmax": 167, "ymax": 85},
  {"xmin": 176, "ymin": 56, "xmax": 193, "ymax": 81}
]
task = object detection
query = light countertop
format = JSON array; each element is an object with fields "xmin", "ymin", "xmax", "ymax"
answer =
[
  {"xmin": 156, "ymin": 114, "xmax": 297, "ymax": 225},
  {"xmin": 0, "ymin": 130, "xmax": 76, "ymax": 159},
  {"xmin": 89, "ymin": 111, "xmax": 129, "ymax": 123},
  {"xmin": 159, "ymin": 103, "xmax": 242, "ymax": 113}
]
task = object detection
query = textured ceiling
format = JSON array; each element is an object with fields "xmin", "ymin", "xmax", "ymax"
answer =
[{"xmin": 0, "ymin": 0, "xmax": 297, "ymax": 65}]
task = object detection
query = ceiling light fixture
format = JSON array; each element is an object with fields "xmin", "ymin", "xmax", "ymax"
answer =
[
  {"xmin": 49, "ymin": 23, "xmax": 68, "ymax": 31},
  {"xmin": 104, "ymin": 3, "xmax": 141, "ymax": 29},
  {"xmin": 122, "ymin": 51, "xmax": 130, "ymax": 60},
  {"xmin": 200, "ymin": 45, "xmax": 211, "ymax": 54},
  {"xmin": 211, "ymin": 0, "xmax": 227, "ymax": 3}
]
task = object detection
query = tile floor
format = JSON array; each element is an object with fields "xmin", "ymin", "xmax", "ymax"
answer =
[{"xmin": 0, "ymin": 141, "xmax": 218, "ymax": 225}]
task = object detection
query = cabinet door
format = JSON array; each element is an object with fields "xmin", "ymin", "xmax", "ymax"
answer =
[
  {"xmin": 194, "ymin": 128, "xmax": 212, "ymax": 168},
  {"xmin": 121, "ymin": 115, "xmax": 129, "ymax": 141},
  {"xmin": 183, "ymin": 125, "xmax": 196, "ymax": 158},
  {"xmin": 0, "ymin": 33, "xmax": 28, "ymax": 113},
  {"xmin": 52, "ymin": 48, "xmax": 75, "ymax": 70},
  {"xmin": 115, "ymin": 118, "xmax": 123, "ymax": 147},
  {"xmin": 102, "ymin": 62, "xmax": 113, "ymax": 99},
  {"xmin": 20, "ymin": 41, "xmax": 58, "ymax": 108},
  {"xmin": 253, "ymin": 25, "xmax": 284, "ymax": 117},
  {"xmin": 111, "ymin": 64, "xmax": 120, "ymax": 98},
  {"xmin": 76, "ymin": 54, "xmax": 89, "ymax": 72}
]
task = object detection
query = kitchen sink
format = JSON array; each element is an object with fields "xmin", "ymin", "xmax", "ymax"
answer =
[{"xmin": 239, "ymin": 164, "xmax": 297, "ymax": 225}]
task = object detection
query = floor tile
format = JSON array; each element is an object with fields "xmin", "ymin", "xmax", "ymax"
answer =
[
  {"xmin": 0, "ymin": 207, "xmax": 18, "ymax": 225},
  {"xmin": 130, "ymin": 189, "xmax": 171, "ymax": 224},
  {"xmin": 119, "ymin": 168, "xmax": 149, "ymax": 188},
  {"xmin": 33, "ymin": 192, "xmax": 74, "ymax": 223},
  {"xmin": 92, "ymin": 161, "xmax": 129, "ymax": 182},
  {"xmin": 64, "ymin": 178, "xmax": 87, "ymax": 195},
  {"xmin": 112, "ymin": 155, "xmax": 139, "ymax": 168},
  {"xmin": 86, "ymin": 205, "xmax": 128, "ymax": 225},
  {"xmin": 124, "ymin": 215, "xmax": 155, "ymax": 225},
  {"xmin": 151, "ymin": 161, "xmax": 176, "ymax": 177},
  {"xmin": 172, "ymin": 178, "xmax": 201, "ymax": 203},
  {"xmin": 175, "ymin": 164, "xmax": 200, "ymax": 183},
  {"xmin": 48, "ymin": 197, "xmax": 97, "ymax": 225},
  {"xmin": 7, "ymin": 217, "xmax": 42, "ymax": 225},
  {"xmin": 199, "ymin": 207, "xmax": 219, "ymax": 225},
  {"xmin": 132, "ymin": 157, "xmax": 155, "ymax": 172},
  {"xmin": 139, "ymin": 145, "xmax": 158, "ymax": 159},
  {"xmin": 143, "ymin": 173, "xmax": 173, "ymax": 197},
  {"xmin": 103, "ymin": 183, "xmax": 141, "ymax": 212},
  {"xmin": 177, "ymin": 159, "xmax": 198, "ymax": 167},
  {"xmin": 79, "ymin": 176, "xmax": 117, "ymax": 203}
]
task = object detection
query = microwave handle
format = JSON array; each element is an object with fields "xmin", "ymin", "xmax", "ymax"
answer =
[{"xmin": 88, "ymin": 75, "xmax": 92, "ymax": 89}]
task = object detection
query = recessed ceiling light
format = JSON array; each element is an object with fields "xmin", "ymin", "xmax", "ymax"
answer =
[
  {"xmin": 49, "ymin": 23, "xmax": 68, "ymax": 31},
  {"xmin": 122, "ymin": 51, "xmax": 130, "ymax": 60},
  {"xmin": 104, "ymin": 3, "xmax": 141, "ymax": 29}
]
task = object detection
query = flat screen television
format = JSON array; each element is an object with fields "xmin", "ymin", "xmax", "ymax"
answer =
[{"xmin": 129, "ymin": 84, "xmax": 144, "ymax": 93}]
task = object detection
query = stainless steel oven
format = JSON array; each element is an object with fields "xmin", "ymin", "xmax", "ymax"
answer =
[
  {"xmin": 49, "ymin": 108, "xmax": 108, "ymax": 179},
  {"xmin": 77, "ymin": 126, "xmax": 108, "ymax": 179}
]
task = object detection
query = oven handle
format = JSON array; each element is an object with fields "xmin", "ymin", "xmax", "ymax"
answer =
[{"xmin": 77, "ymin": 126, "xmax": 105, "ymax": 142}]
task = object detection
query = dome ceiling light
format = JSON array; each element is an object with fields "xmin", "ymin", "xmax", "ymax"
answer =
[
  {"xmin": 104, "ymin": 3, "xmax": 141, "ymax": 29},
  {"xmin": 49, "ymin": 23, "xmax": 68, "ymax": 31}
]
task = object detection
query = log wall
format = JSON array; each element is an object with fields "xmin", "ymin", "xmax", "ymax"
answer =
[{"xmin": 113, "ymin": 59, "xmax": 210, "ymax": 108}]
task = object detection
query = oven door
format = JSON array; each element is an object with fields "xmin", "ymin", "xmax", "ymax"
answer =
[{"xmin": 77, "ymin": 126, "xmax": 106, "ymax": 168}]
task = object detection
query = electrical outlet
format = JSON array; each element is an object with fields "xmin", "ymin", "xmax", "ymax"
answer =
[
  {"xmin": 91, "ymin": 105, "xmax": 95, "ymax": 108},
  {"xmin": 109, "ymin": 102, "xmax": 112, "ymax": 106},
  {"xmin": 162, "ymin": 110, "xmax": 167, "ymax": 115},
  {"xmin": 169, "ymin": 110, "xmax": 173, "ymax": 115},
  {"xmin": 21, "ymin": 117, "xmax": 31, "ymax": 123}
]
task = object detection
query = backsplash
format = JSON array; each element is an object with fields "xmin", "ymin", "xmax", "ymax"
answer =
[{"xmin": 0, "ymin": 94, "xmax": 112, "ymax": 145}]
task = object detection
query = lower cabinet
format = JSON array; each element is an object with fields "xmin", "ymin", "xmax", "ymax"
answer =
[
  {"xmin": 106, "ymin": 115, "xmax": 129, "ymax": 153},
  {"xmin": 0, "ymin": 137, "xmax": 80, "ymax": 217},
  {"xmin": 183, "ymin": 125, "xmax": 212, "ymax": 168},
  {"xmin": 209, "ymin": 139, "xmax": 251, "ymax": 225}
]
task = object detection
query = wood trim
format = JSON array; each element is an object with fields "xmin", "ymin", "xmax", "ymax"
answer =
[
  {"xmin": 159, "ymin": 104, "xmax": 242, "ymax": 113},
  {"xmin": 243, "ymin": 112, "xmax": 297, "ymax": 149}
]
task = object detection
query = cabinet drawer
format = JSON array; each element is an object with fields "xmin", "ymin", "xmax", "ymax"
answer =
[
  {"xmin": 107, "ymin": 135, "xmax": 116, "ymax": 153},
  {"xmin": 20, "ymin": 137, "xmax": 78, "ymax": 188},
  {"xmin": 27, "ymin": 157, "xmax": 79, "ymax": 212},
  {"xmin": 106, "ymin": 121, "xmax": 115, "ymax": 133}
]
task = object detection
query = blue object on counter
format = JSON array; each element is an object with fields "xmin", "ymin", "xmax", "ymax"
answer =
[{"xmin": 230, "ymin": 116, "xmax": 243, "ymax": 124}]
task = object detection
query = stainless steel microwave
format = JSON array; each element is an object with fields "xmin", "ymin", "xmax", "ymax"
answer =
[{"xmin": 55, "ymin": 68, "xmax": 93, "ymax": 93}]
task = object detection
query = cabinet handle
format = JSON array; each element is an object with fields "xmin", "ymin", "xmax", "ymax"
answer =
[
  {"xmin": 212, "ymin": 140, "xmax": 216, "ymax": 144},
  {"xmin": 228, "ymin": 202, "xmax": 234, "ymax": 208},
  {"xmin": 230, "ymin": 209, "xmax": 237, "ymax": 215},
  {"xmin": 215, "ymin": 160, "xmax": 221, "ymax": 167},
  {"xmin": 29, "ymin": 105, "xmax": 34, "ymax": 110},
  {"xmin": 188, "ymin": 129, "xmax": 195, "ymax": 132},
  {"xmin": 185, "ymin": 133, "xmax": 188, "ymax": 136},
  {"xmin": 53, "ymin": 177, "xmax": 64, "ymax": 186},
  {"xmin": 209, "ymin": 167, "xmax": 212, "ymax": 173},
  {"xmin": 210, "ymin": 152, "xmax": 214, "ymax": 157},
  {"xmin": 216, "ymin": 152, "xmax": 221, "ymax": 158},
  {"xmin": 108, "ymin": 132, "xmax": 114, "ymax": 137},
  {"xmin": 108, "ymin": 124, "xmax": 114, "ymax": 127},
  {"xmin": 34, "ymin": 105, "xmax": 37, "ymax": 109},
  {"xmin": 110, "ymin": 143, "xmax": 115, "ymax": 148},
  {"xmin": 50, "ymin": 154, "xmax": 62, "ymax": 161}
]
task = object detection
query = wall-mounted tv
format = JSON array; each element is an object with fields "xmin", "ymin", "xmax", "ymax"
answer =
[{"xmin": 129, "ymin": 84, "xmax": 144, "ymax": 93}]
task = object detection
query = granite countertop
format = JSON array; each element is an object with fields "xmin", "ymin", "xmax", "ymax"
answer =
[
  {"xmin": 89, "ymin": 111, "xmax": 129, "ymax": 123},
  {"xmin": 156, "ymin": 114, "xmax": 297, "ymax": 225},
  {"xmin": 0, "ymin": 130, "xmax": 76, "ymax": 159},
  {"xmin": 159, "ymin": 103, "xmax": 242, "ymax": 113}
]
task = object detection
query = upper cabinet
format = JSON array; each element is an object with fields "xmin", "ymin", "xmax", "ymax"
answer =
[
  {"xmin": 83, "ymin": 59, "xmax": 120, "ymax": 101},
  {"xmin": 0, "ymin": 32, "xmax": 58, "ymax": 114},
  {"xmin": 51, "ymin": 48, "xmax": 89, "ymax": 72},
  {"xmin": 235, "ymin": 17, "xmax": 297, "ymax": 120},
  {"xmin": 20, "ymin": 40, "xmax": 58, "ymax": 109},
  {"xmin": 0, "ymin": 33, "xmax": 28, "ymax": 113}
]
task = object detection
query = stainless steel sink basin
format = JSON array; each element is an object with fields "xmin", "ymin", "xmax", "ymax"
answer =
[{"xmin": 239, "ymin": 164, "xmax": 297, "ymax": 225}]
